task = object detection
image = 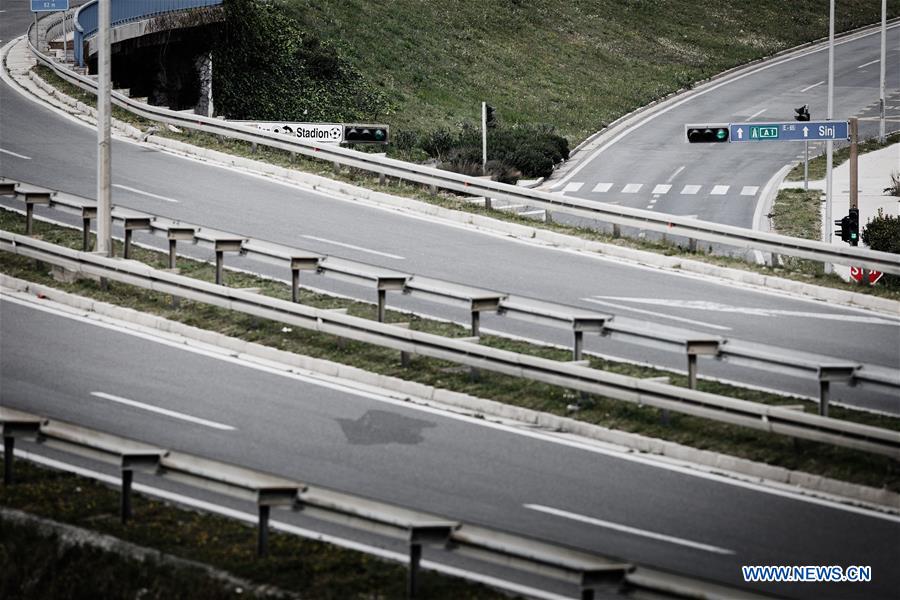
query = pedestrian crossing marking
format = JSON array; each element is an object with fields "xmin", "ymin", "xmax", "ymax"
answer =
[
  {"xmin": 562, "ymin": 182, "xmax": 584, "ymax": 193},
  {"xmin": 681, "ymin": 185, "xmax": 701, "ymax": 195},
  {"xmin": 592, "ymin": 182, "xmax": 613, "ymax": 193},
  {"xmin": 652, "ymin": 184, "xmax": 672, "ymax": 194},
  {"xmin": 741, "ymin": 186, "xmax": 759, "ymax": 196},
  {"xmin": 710, "ymin": 185, "xmax": 729, "ymax": 195},
  {"xmin": 622, "ymin": 183, "xmax": 643, "ymax": 193}
]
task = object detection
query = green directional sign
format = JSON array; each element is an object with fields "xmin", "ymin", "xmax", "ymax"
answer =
[{"xmin": 749, "ymin": 126, "xmax": 778, "ymax": 140}]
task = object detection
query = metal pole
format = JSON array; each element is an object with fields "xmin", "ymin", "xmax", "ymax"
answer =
[
  {"xmin": 96, "ymin": 0, "xmax": 112, "ymax": 256},
  {"xmin": 687, "ymin": 353, "xmax": 698, "ymax": 390},
  {"xmin": 25, "ymin": 204, "xmax": 34, "ymax": 235},
  {"xmin": 377, "ymin": 289, "xmax": 386, "ymax": 322},
  {"xmin": 879, "ymin": 0, "xmax": 887, "ymax": 142},
  {"xmin": 83, "ymin": 218, "xmax": 91, "ymax": 251},
  {"xmin": 3, "ymin": 437, "xmax": 14, "ymax": 485},
  {"xmin": 215, "ymin": 251, "xmax": 224, "ymax": 285},
  {"xmin": 573, "ymin": 330, "xmax": 583, "ymax": 361},
  {"xmin": 168, "ymin": 239, "xmax": 177, "ymax": 269},
  {"xmin": 481, "ymin": 102, "xmax": 487, "ymax": 175},
  {"xmin": 823, "ymin": 0, "xmax": 835, "ymax": 273},
  {"xmin": 804, "ymin": 141, "xmax": 809, "ymax": 191},
  {"xmin": 471, "ymin": 310, "xmax": 480, "ymax": 337},
  {"xmin": 850, "ymin": 118, "xmax": 859, "ymax": 213},
  {"xmin": 291, "ymin": 269, "xmax": 300, "ymax": 303},
  {"xmin": 121, "ymin": 469, "xmax": 133, "ymax": 524},
  {"xmin": 819, "ymin": 380, "xmax": 830, "ymax": 417},
  {"xmin": 124, "ymin": 230, "xmax": 133, "ymax": 259},
  {"xmin": 62, "ymin": 9, "xmax": 67, "ymax": 60}
]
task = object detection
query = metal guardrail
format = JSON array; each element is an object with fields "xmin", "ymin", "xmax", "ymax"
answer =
[
  {"xmin": 0, "ymin": 408, "xmax": 774, "ymax": 600},
  {"xmin": 2, "ymin": 230, "xmax": 899, "ymax": 460},
  {"xmin": 24, "ymin": 26, "xmax": 900, "ymax": 277},
  {"xmin": 3, "ymin": 179, "xmax": 897, "ymax": 411},
  {"xmin": 73, "ymin": 0, "xmax": 223, "ymax": 66}
]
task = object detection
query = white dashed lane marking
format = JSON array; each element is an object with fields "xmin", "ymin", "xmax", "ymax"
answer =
[
  {"xmin": 710, "ymin": 185, "xmax": 730, "ymax": 195},
  {"xmin": 741, "ymin": 186, "xmax": 759, "ymax": 196},
  {"xmin": 562, "ymin": 182, "xmax": 584, "ymax": 193},
  {"xmin": 681, "ymin": 184, "xmax": 701, "ymax": 195},
  {"xmin": 651, "ymin": 184, "xmax": 671, "ymax": 194},
  {"xmin": 622, "ymin": 183, "xmax": 643, "ymax": 193},
  {"xmin": 592, "ymin": 182, "xmax": 613, "ymax": 193}
]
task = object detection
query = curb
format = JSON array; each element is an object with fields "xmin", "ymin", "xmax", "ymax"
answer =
[
  {"xmin": 3, "ymin": 274, "xmax": 898, "ymax": 514},
  {"xmin": 15, "ymin": 52, "xmax": 900, "ymax": 316}
]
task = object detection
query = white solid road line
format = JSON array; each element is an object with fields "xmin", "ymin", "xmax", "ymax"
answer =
[
  {"xmin": 745, "ymin": 108, "xmax": 766, "ymax": 121},
  {"xmin": 800, "ymin": 80, "xmax": 825, "ymax": 92},
  {"xmin": 589, "ymin": 297, "xmax": 900, "ymax": 326},
  {"xmin": 113, "ymin": 184, "xmax": 180, "ymax": 203},
  {"xmin": 581, "ymin": 298, "xmax": 732, "ymax": 330},
  {"xmin": 524, "ymin": 504, "xmax": 735, "ymax": 555},
  {"xmin": 592, "ymin": 182, "xmax": 613, "ymax": 192},
  {"xmin": 7, "ymin": 293, "xmax": 899, "ymax": 522},
  {"xmin": 90, "ymin": 391, "xmax": 236, "ymax": 430},
  {"xmin": 300, "ymin": 235, "xmax": 405, "ymax": 260},
  {"xmin": 666, "ymin": 165, "xmax": 685, "ymax": 182},
  {"xmin": 15, "ymin": 451, "xmax": 570, "ymax": 600},
  {"xmin": 0, "ymin": 147, "xmax": 31, "ymax": 160},
  {"xmin": 857, "ymin": 59, "xmax": 880, "ymax": 69}
]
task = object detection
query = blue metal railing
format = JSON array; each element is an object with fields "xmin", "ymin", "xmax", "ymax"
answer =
[{"xmin": 74, "ymin": 0, "xmax": 222, "ymax": 66}]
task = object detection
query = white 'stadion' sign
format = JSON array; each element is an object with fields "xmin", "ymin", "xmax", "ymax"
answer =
[{"xmin": 257, "ymin": 122, "xmax": 343, "ymax": 143}]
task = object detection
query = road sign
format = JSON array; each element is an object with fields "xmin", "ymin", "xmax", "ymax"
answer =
[
  {"xmin": 729, "ymin": 121, "xmax": 849, "ymax": 142},
  {"xmin": 31, "ymin": 0, "xmax": 69, "ymax": 11},
  {"xmin": 256, "ymin": 122, "xmax": 343, "ymax": 143},
  {"xmin": 850, "ymin": 267, "xmax": 884, "ymax": 285}
]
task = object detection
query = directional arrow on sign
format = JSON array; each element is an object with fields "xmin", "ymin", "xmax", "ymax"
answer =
[
  {"xmin": 802, "ymin": 126, "xmax": 809, "ymax": 138},
  {"xmin": 736, "ymin": 127, "xmax": 744, "ymax": 140}
]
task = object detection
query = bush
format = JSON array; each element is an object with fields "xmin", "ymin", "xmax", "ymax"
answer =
[{"xmin": 862, "ymin": 209, "xmax": 900, "ymax": 287}]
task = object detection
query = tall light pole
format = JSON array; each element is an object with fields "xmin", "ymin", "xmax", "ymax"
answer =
[
  {"xmin": 824, "ymin": 0, "xmax": 835, "ymax": 271},
  {"xmin": 879, "ymin": 0, "xmax": 887, "ymax": 142},
  {"xmin": 96, "ymin": 0, "xmax": 112, "ymax": 256}
]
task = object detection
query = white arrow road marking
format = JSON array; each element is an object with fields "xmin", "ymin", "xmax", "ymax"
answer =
[
  {"xmin": 113, "ymin": 184, "xmax": 179, "ymax": 203},
  {"xmin": 590, "ymin": 297, "xmax": 900, "ymax": 326},
  {"xmin": 524, "ymin": 504, "xmax": 735, "ymax": 555},
  {"xmin": 300, "ymin": 235, "xmax": 405, "ymax": 260},
  {"xmin": 0, "ymin": 147, "xmax": 31, "ymax": 160},
  {"xmin": 800, "ymin": 80, "xmax": 825, "ymax": 92},
  {"xmin": 582, "ymin": 298, "xmax": 732, "ymax": 330},
  {"xmin": 90, "ymin": 392, "xmax": 236, "ymax": 430},
  {"xmin": 592, "ymin": 182, "xmax": 613, "ymax": 193}
]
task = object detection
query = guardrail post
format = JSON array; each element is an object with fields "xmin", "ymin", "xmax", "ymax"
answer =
[
  {"xmin": 289, "ymin": 257, "xmax": 318, "ymax": 303},
  {"xmin": 82, "ymin": 218, "xmax": 92, "ymax": 250},
  {"xmin": 1, "ymin": 420, "xmax": 42, "ymax": 485},
  {"xmin": 612, "ymin": 224, "xmax": 621, "ymax": 238},
  {"xmin": 817, "ymin": 364, "xmax": 856, "ymax": 417},
  {"xmin": 165, "ymin": 228, "xmax": 194, "ymax": 270},
  {"xmin": 122, "ymin": 217, "xmax": 151, "ymax": 260},
  {"xmin": 573, "ymin": 330, "xmax": 583, "ymax": 361},
  {"xmin": 407, "ymin": 524, "xmax": 454, "ymax": 600},
  {"xmin": 377, "ymin": 289, "xmax": 387, "ymax": 322},
  {"xmin": 407, "ymin": 541, "xmax": 422, "ymax": 599},
  {"xmin": 21, "ymin": 192, "xmax": 51, "ymax": 236},
  {"xmin": 3, "ymin": 436, "xmax": 13, "ymax": 485},
  {"xmin": 121, "ymin": 468, "xmax": 134, "ymax": 523},
  {"xmin": 213, "ymin": 239, "xmax": 244, "ymax": 286},
  {"xmin": 258, "ymin": 504, "xmax": 270, "ymax": 557},
  {"xmin": 685, "ymin": 339, "xmax": 720, "ymax": 390},
  {"xmin": 375, "ymin": 277, "xmax": 407, "ymax": 323}
]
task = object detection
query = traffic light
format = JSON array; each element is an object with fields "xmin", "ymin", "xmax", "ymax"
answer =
[
  {"xmin": 834, "ymin": 215, "xmax": 850, "ymax": 242},
  {"xmin": 685, "ymin": 124, "xmax": 729, "ymax": 143},
  {"xmin": 485, "ymin": 104, "xmax": 497, "ymax": 128},
  {"xmin": 343, "ymin": 124, "xmax": 389, "ymax": 144},
  {"xmin": 848, "ymin": 207, "xmax": 859, "ymax": 246},
  {"xmin": 834, "ymin": 208, "xmax": 859, "ymax": 245},
  {"xmin": 794, "ymin": 104, "xmax": 810, "ymax": 121}
]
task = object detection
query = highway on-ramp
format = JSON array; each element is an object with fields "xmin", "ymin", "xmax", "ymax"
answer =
[{"xmin": 2, "ymin": 295, "xmax": 898, "ymax": 600}]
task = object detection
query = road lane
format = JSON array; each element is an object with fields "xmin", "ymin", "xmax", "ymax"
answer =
[{"xmin": 2, "ymin": 295, "xmax": 899, "ymax": 599}]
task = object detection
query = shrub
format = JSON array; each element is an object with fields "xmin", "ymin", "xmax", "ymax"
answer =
[{"xmin": 862, "ymin": 209, "xmax": 900, "ymax": 287}]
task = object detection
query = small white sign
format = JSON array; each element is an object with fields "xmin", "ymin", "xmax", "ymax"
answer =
[{"xmin": 256, "ymin": 122, "xmax": 343, "ymax": 143}]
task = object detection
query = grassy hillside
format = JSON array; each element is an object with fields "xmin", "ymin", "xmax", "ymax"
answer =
[{"xmin": 278, "ymin": 0, "xmax": 895, "ymax": 142}]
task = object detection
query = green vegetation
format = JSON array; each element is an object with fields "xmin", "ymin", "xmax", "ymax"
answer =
[
  {"xmin": 862, "ymin": 209, "xmax": 900, "ymax": 288},
  {"xmin": 786, "ymin": 134, "xmax": 900, "ymax": 181},
  {"xmin": 0, "ymin": 461, "xmax": 502, "ymax": 599},
  {"xmin": 2, "ymin": 208, "xmax": 899, "ymax": 492},
  {"xmin": 277, "ymin": 0, "xmax": 893, "ymax": 142},
  {"xmin": 769, "ymin": 188, "xmax": 824, "ymax": 275}
]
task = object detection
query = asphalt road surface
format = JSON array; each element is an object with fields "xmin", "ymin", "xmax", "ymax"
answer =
[{"xmin": 2, "ymin": 296, "xmax": 899, "ymax": 600}]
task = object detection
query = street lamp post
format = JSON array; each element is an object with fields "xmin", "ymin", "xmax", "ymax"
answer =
[{"xmin": 96, "ymin": 0, "xmax": 112, "ymax": 256}]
